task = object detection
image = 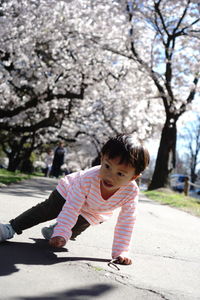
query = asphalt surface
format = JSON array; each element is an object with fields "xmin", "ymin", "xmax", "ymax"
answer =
[{"xmin": 0, "ymin": 177, "xmax": 200, "ymax": 300}]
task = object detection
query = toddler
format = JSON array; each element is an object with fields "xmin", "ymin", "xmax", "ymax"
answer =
[{"xmin": 0, "ymin": 134, "xmax": 150, "ymax": 265}]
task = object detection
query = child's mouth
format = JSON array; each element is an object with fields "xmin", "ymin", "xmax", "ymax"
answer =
[{"xmin": 103, "ymin": 180, "xmax": 113, "ymax": 188}]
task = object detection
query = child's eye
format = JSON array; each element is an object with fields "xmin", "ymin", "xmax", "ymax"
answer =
[
  {"xmin": 105, "ymin": 163, "xmax": 110, "ymax": 169},
  {"xmin": 118, "ymin": 172, "xmax": 125, "ymax": 177}
]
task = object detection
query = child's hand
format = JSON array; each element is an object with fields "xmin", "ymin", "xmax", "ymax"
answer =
[
  {"xmin": 114, "ymin": 256, "xmax": 132, "ymax": 265},
  {"xmin": 49, "ymin": 236, "xmax": 66, "ymax": 248}
]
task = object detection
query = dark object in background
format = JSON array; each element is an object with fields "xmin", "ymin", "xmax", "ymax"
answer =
[{"xmin": 51, "ymin": 142, "xmax": 65, "ymax": 178}]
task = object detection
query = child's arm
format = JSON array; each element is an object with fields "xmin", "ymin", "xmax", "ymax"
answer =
[
  {"xmin": 112, "ymin": 195, "xmax": 138, "ymax": 264},
  {"xmin": 51, "ymin": 180, "xmax": 86, "ymax": 245}
]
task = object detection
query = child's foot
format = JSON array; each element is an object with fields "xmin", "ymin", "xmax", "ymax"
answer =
[
  {"xmin": 41, "ymin": 223, "xmax": 57, "ymax": 240},
  {"xmin": 0, "ymin": 223, "xmax": 15, "ymax": 242}
]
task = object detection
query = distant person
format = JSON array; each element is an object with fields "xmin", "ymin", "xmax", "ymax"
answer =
[
  {"xmin": 51, "ymin": 141, "xmax": 65, "ymax": 178},
  {"xmin": 0, "ymin": 134, "xmax": 150, "ymax": 265},
  {"xmin": 44, "ymin": 149, "xmax": 53, "ymax": 177}
]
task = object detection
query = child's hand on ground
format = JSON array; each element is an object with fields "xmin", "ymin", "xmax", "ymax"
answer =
[
  {"xmin": 114, "ymin": 256, "xmax": 132, "ymax": 265},
  {"xmin": 49, "ymin": 236, "xmax": 66, "ymax": 248}
]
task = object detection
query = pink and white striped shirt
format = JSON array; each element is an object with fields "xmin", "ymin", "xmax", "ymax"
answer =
[{"xmin": 53, "ymin": 166, "xmax": 139, "ymax": 258}]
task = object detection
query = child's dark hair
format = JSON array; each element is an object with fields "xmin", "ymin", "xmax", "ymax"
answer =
[{"xmin": 101, "ymin": 134, "xmax": 150, "ymax": 175}]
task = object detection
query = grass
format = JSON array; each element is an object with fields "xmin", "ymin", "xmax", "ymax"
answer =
[
  {"xmin": 144, "ymin": 188, "xmax": 200, "ymax": 217},
  {"xmin": 0, "ymin": 169, "xmax": 43, "ymax": 185},
  {"xmin": 92, "ymin": 266, "xmax": 104, "ymax": 272}
]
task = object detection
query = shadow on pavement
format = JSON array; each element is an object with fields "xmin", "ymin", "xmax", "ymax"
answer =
[
  {"xmin": 15, "ymin": 284, "xmax": 115, "ymax": 300},
  {"xmin": 0, "ymin": 178, "xmax": 58, "ymax": 198},
  {"xmin": 0, "ymin": 238, "xmax": 111, "ymax": 277}
]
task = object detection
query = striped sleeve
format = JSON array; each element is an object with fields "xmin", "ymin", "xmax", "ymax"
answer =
[
  {"xmin": 52, "ymin": 177, "xmax": 85, "ymax": 242},
  {"xmin": 111, "ymin": 192, "xmax": 138, "ymax": 259}
]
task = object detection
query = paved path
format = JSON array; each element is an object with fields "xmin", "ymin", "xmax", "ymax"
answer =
[{"xmin": 0, "ymin": 177, "xmax": 200, "ymax": 300}]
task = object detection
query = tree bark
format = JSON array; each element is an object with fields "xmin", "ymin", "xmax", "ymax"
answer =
[
  {"xmin": 7, "ymin": 153, "xmax": 21, "ymax": 172},
  {"xmin": 148, "ymin": 117, "xmax": 177, "ymax": 190}
]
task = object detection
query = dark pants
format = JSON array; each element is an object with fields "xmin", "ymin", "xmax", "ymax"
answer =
[
  {"xmin": 10, "ymin": 190, "xmax": 90, "ymax": 240},
  {"xmin": 51, "ymin": 164, "xmax": 62, "ymax": 178}
]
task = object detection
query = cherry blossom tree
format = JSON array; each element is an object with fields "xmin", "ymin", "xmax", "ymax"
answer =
[
  {"xmin": 58, "ymin": 65, "xmax": 164, "ymax": 165},
  {"xmin": 0, "ymin": 0, "xmax": 127, "ymax": 169},
  {"xmin": 0, "ymin": 0, "xmax": 87, "ymax": 170},
  {"xmin": 105, "ymin": 0, "xmax": 200, "ymax": 189},
  {"xmin": 0, "ymin": 0, "xmax": 164, "ymax": 171}
]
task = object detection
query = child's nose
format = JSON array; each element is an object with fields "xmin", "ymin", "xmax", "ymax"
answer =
[{"xmin": 108, "ymin": 170, "xmax": 116, "ymax": 180}]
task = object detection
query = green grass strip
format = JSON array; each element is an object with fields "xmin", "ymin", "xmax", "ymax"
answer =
[
  {"xmin": 0, "ymin": 169, "xmax": 31, "ymax": 185},
  {"xmin": 144, "ymin": 189, "xmax": 200, "ymax": 217}
]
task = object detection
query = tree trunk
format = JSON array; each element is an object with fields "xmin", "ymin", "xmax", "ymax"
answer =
[
  {"xmin": 148, "ymin": 117, "xmax": 177, "ymax": 190},
  {"xmin": 7, "ymin": 144, "xmax": 22, "ymax": 172},
  {"xmin": 7, "ymin": 153, "xmax": 21, "ymax": 172},
  {"xmin": 20, "ymin": 158, "xmax": 34, "ymax": 173},
  {"xmin": 20, "ymin": 148, "xmax": 34, "ymax": 174}
]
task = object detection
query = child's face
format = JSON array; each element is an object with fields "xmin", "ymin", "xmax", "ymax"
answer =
[{"xmin": 100, "ymin": 155, "xmax": 139, "ymax": 194}]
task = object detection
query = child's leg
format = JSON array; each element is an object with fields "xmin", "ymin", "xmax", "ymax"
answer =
[
  {"xmin": 70, "ymin": 215, "xmax": 90, "ymax": 240},
  {"xmin": 9, "ymin": 190, "xmax": 65, "ymax": 234}
]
